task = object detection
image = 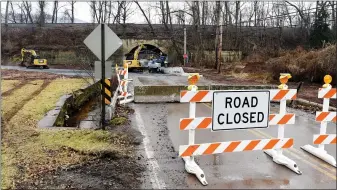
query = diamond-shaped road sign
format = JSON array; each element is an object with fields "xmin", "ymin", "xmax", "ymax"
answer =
[{"xmin": 84, "ymin": 24, "xmax": 122, "ymax": 61}]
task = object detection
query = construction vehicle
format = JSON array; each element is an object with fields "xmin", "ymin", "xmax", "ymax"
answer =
[
  {"xmin": 148, "ymin": 54, "xmax": 168, "ymax": 73},
  {"xmin": 20, "ymin": 48, "xmax": 49, "ymax": 69},
  {"xmin": 123, "ymin": 44, "xmax": 145, "ymax": 72}
]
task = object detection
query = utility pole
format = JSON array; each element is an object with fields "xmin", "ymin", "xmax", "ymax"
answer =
[
  {"xmin": 184, "ymin": 27, "xmax": 187, "ymax": 66},
  {"xmin": 217, "ymin": 5, "xmax": 223, "ymax": 74},
  {"xmin": 215, "ymin": 1, "xmax": 220, "ymax": 70}
]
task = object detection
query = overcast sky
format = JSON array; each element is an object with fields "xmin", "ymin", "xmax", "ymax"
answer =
[
  {"xmin": 1, "ymin": 1, "xmax": 321, "ymax": 26},
  {"xmin": 1, "ymin": 1, "xmax": 185, "ymax": 24}
]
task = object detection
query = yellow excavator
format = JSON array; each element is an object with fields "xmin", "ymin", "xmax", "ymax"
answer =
[
  {"xmin": 20, "ymin": 48, "xmax": 49, "ymax": 69},
  {"xmin": 123, "ymin": 44, "xmax": 145, "ymax": 71}
]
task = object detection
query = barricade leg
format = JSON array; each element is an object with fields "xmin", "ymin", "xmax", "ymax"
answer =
[
  {"xmin": 301, "ymin": 77, "xmax": 336, "ymax": 167},
  {"xmin": 301, "ymin": 144, "xmax": 336, "ymax": 167},
  {"xmin": 264, "ymin": 73, "xmax": 302, "ymax": 174},
  {"xmin": 182, "ymin": 82, "xmax": 208, "ymax": 186}
]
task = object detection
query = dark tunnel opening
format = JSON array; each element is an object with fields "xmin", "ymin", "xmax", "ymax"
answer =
[{"xmin": 124, "ymin": 44, "xmax": 167, "ymax": 60}]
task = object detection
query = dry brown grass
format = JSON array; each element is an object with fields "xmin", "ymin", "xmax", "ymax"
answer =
[
  {"xmin": 1, "ymin": 80, "xmax": 20, "ymax": 94},
  {"xmin": 266, "ymin": 45, "xmax": 336, "ymax": 83}
]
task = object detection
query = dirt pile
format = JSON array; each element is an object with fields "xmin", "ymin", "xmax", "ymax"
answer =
[{"xmin": 266, "ymin": 45, "xmax": 336, "ymax": 84}]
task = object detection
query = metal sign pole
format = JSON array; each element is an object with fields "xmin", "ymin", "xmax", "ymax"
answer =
[
  {"xmin": 84, "ymin": 22, "xmax": 122, "ymax": 129},
  {"xmin": 101, "ymin": 23, "xmax": 106, "ymax": 129}
]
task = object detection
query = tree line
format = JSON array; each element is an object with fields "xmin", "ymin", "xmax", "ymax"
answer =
[{"xmin": 2, "ymin": 1, "xmax": 336, "ymax": 68}]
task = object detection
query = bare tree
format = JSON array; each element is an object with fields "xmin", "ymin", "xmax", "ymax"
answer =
[
  {"xmin": 112, "ymin": 2, "xmax": 124, "ymax": 24},
  {"xmin": 90, "ymin": 1, "xmax": 122, "ymax": 23},
  {"xmin": 202, "ymin": 1, "xmax": 208, "ymax": 26},
  {"xmin": 23, "ymin": 1, "xmax": 33, "ymax": 23},
  {"xmin": 89, "ymin": 1, "xmax": 97, "ymax": 23},
  {"xmin": 135, "ymin": 1, "xmax": 155, "ymax": 36},
  {"xmin": 97, "ymin": 1, "xmax": 102, "ymax": 22},
  {"xmin": 107, "ymin": 1, "xmax": 112, "ymax": 23},
  {"xmin": 285, "ymin": 1, "xmax": 310, "ymax": 28},
  {"xmin": 70, "ymin": 1, "xmax": 76, "ymax": 23},
  {"xmin": 38, "ymin": 1, "xmax": 46, "ymax": 26},
  {"xmin": 225, "ymin": 2, "xmax": 232, "ymax": 25},
  {"xmin": 10, "ymin": 2, "xmax": 16, "ymax": 23},
  {"xmin": 234, "ymin": 1, "xmax": 241, "ymax": 47},
  {"xmin": 63, "ymin": 1, "xmax": 76, "ymax": 23},
  {"xmin": 215, "ymin": 1, "xmax": 221, "ymax": 69},
  {"xmin": 331, "ymin": 1, "xmax": 336, "ymax": 30},
  {"xmin": 52, "ymin": 1, "xmax": 58, "ymax": 23},
  {"xmin": 159, "ymin": 1, "xmax": 182, "ymax": 64},
  {"xmin": 18, "ymin": 2, "xmax": 27, "ymax": 23},
  {"xmin": 120, "ymin": 2, "xmax": 134, "ymax": 25},
  {"xmin": 5, "ymin": 1, "xmax": 9, "ymax": 26}
]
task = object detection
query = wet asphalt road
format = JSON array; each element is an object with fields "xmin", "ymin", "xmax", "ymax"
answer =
[{"xmin": 132, "ymin": 102, "xmax": 336, "ymax": 189}]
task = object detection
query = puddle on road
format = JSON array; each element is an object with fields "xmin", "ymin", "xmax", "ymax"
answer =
[{"xmin": 209, "ymin": 177, "xmax": 290, "ymax": 189}]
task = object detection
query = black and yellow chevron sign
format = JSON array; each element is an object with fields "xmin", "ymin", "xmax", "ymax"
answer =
[{"xmin": 102, "ymin": 79, "xmax": 111, "ymax": 105}]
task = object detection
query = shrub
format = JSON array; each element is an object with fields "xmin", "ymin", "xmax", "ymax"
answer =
[{"xmin": 266, "ymin": 45, "xmax": 336, "ymax": 84}]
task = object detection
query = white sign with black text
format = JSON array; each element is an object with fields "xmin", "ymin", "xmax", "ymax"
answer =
[{"xmin": 212, "ymin": 91, "xmax": 270, "ymax": 131}]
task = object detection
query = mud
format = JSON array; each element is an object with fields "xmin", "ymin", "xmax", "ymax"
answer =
[
  {"xmin": 15, "ymin": 104, "xmax": 146, "ymax": 189},
  {"xmin": 1, "ymin": 69, "xmax": 72, "ymax": 80},
  {"xmin": 15, "ymin": 156, "xmax": 145, "ymax": 189}
]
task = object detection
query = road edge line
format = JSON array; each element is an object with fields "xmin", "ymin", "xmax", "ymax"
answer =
[{"xmin": 133, "ymin": 105, "xmax": 166, "ymax": 189}]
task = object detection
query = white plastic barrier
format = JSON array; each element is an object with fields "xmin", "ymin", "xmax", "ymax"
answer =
[{"xmin": 301, "ymin": 75, "xmax": 336, "ymax": 167}]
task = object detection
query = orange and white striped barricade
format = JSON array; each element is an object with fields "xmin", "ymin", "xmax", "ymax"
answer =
[
  {"xmin": 263, "ymin": 74, "xmax": 301, "ymax": 174},
  {"xmin": 301, "ymin": 75, "xmax": 336, "ymax": 167},
  {"xmin": 179, "ymin": 74, "xmax": 208, "ymax": 185},
  {"xmin": 179, "ymin": 73, "xmax": 301, "ymax": 186},
  {"xmin": 119, "ymin": 79, "xmax": 134, "ymax": 104},
  {"xmin": 116, "ymin": 63, "xmax": 133, "ymax": 104}
]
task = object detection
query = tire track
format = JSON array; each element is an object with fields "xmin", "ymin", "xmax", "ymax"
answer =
[
  {"xmin": 2, "ymin": 80, "xmax": 26, "ymax": 97},
  {"xmin": 3, "ymin": 80, "xmax": 52, "ymax": 122}
]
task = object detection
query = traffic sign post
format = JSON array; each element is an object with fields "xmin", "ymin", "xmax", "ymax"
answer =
[
  {"xmin": 101, "ymin": 23, "xmax": 106, "ymax": 129},
  {"xmin": 84, "ymin": 23, "xmax": 122, "ymax": 129},
  {"xmin": 94, "ymin": 61, "xmax": 112, "ymax": 82},
  {"xmin": 212, "ymin": 91, "xmax": 270, "ymax": 131}
]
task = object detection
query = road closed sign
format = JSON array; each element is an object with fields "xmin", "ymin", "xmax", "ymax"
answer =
[{"xmin": 212, "ymin": 90, "xmax": 270, "ymax": 131}]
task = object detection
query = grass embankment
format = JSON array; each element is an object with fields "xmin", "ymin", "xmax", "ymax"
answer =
[
  {"xmin": 2, "ymin": 78, "xmax": 131, "ymax": 189},
  {"xmin": 1, "ymin": 80, "xmax": 20, "ymax": 93}
]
